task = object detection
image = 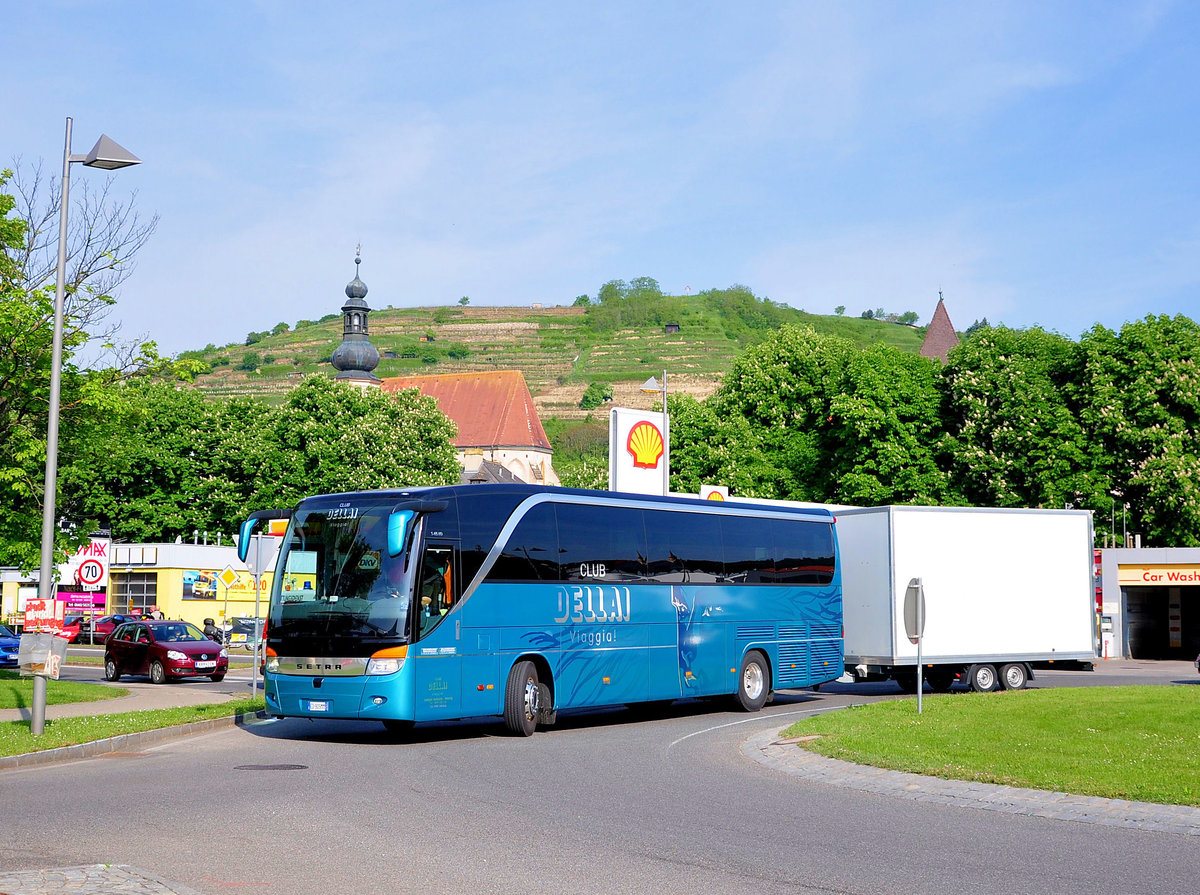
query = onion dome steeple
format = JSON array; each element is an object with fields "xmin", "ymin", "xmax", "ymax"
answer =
[{"xmin": 330, "ymin": 246, "xmax": 381, "ymax": 386}]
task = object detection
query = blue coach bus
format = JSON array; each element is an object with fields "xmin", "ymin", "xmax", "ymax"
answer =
[{"xmin": 239, "ymin": 485, "xmax": 842, "ymax": 736}]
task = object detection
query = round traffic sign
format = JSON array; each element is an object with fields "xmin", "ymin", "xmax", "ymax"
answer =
[{"xmin": 78, "ymin": 559, "xmax": 105, "ymax": 586}]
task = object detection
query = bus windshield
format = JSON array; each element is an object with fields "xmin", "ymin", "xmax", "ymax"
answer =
[{"xmin": 268, "ymin": 498, "xmax": 418, "ymax": 656}]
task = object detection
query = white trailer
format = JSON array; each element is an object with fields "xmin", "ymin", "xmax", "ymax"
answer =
[{"xmin": 837, "ymin": 505, "xmax": 1096, "ymax": 692}]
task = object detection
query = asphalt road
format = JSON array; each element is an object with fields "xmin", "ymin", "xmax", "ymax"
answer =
[{"xmin": 2, "ymin": 661, "xmax": 1197, "ymax": 894}]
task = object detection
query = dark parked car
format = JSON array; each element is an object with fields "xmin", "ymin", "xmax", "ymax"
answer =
[
  {"xmin": 103, "ymin": 620, "xmax": 228, "ymax": 684},
  {"xmin": 88, "ymin": 614, "xmax": 140, "ymax": 643},
  {"xmin": 0, "ymin": 624, "xmax": 19, "ymax": 668}
]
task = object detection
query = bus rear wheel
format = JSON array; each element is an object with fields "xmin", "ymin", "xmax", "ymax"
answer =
[
  {"xmin": 504, "ymin": 660, "xmax": 541, "ymax": 736},
  {"xmin": 735, "ymin": 651, "xmax": 770, "ymax": 712}
]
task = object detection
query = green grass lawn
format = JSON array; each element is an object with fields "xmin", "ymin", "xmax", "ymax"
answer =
[
  {"xmin": 0, "ymin": 697, "xmax": 266, "ymax": 757},
  {"xmin": 784, "ymin": 686, "xmax": 1200, "ymax": 806},
  {"xmin": 0, "ymin": 670, "xmax": 125, "ymax": 710}
]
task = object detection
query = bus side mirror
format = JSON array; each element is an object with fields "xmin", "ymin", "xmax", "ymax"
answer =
[
  {"xmin": 237, "ymin": 509, "xmax": 293, "ymax": 562},
  {"xmin": 388, "ymin": 510, "xmax": 415, "ymax": 557}
]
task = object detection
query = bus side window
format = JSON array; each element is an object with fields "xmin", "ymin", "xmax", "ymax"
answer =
[{"xmin": 418, "ymin": 545, "xmax": 455, "ymax": 639}]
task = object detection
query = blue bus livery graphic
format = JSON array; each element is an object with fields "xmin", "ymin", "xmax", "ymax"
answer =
[{"xmin": 239, "ymin": 484, "xmax": 843, "ymax": 736}]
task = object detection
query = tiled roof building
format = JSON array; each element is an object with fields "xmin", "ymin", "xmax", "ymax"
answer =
[
  {"xmin": 920, "ymin": 294, "xmax": 960, "ymax": 363},
  {"xmin": 381, "ymin": 370, "xmax": 559, "ymax": 486}
]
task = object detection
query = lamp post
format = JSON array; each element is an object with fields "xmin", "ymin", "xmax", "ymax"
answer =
[
  {"xmin": 31, "ymin": 118, "xmax": 141, "ymax": 736},
  {"xmin": 639, "ymin": 370, "xmax": 669, "ymax": 496}
]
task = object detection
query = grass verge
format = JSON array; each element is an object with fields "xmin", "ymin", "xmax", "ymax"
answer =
[
  {"xmin": 0, "ymin": 670, "xmax": 126, "ymax": 710},
  {"xmin": 783, "ymin": 686, "xmax": 1200, "ymax": 806},
  {"xmin": 0, "ymin": 697, "xmax": 266, "ymax": 758}
]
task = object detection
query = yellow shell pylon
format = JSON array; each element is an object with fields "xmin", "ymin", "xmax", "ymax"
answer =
[{"xmin": 627, "ymin": 421, "xmax": 664, "ymax": 469}]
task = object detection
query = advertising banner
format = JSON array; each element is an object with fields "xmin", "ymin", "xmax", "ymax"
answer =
[
  {"xmin": 609, "ymin": 406, "xmax": 669, "ymax": 495},
  {"xmin": 22, "ymin": 599, "xmax": 64, "ymax": 633},
  {"xmin": 64, "ymin": 537, "xmax": 111, "ymax": 592}
]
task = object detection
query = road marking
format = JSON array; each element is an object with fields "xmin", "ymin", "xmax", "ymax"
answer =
[{"xmin": 667, "ymin": 706, "xmax": 846, "ymax": 752}]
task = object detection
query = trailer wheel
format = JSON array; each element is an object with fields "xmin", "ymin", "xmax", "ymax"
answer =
[
  {"xmin": 895, "ymin": 674, "xmax": 920, "ymax": 694},
  {"xmin": 967, "ymin": 663, "xmax": 998, "ymax": 692},
  {"xmin": 735, "ymin": 651, "xmax": 770, "ymax": 712},
  {"xmin": 926, "ymin": 671, "xmax": 955, "ymax": 692},
  {"xmin": 999, "ymin": 663, "xmax": 1028, "ymax": 690}
]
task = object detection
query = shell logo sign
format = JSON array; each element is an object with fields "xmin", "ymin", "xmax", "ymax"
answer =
[
  {"xmin": 609, "ymin": 406, "xmax": 668, "ymax": 495},
  {"xmin": 627, "ymin": 421, "xmax": 664, "ymax": 469}
]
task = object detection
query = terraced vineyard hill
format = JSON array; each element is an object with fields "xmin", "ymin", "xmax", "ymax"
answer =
[{"xmin": 185, "ymin": 299, "xmax": 928, "ymax": 420}]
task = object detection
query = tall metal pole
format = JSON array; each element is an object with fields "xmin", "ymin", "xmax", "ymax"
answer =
[
  {"xmin": 251, "ymin": 533, "xmax": 262, "ymax": 699},
  {"xmin": 30, "ymin": 118, "xmax": 76, "ymax": 736},
  {"xmin": 660, "ymin": 369, "xmax": 669, "ymax": 497}
]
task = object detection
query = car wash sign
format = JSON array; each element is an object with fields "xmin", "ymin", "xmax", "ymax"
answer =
[{"xmin": 609, "ymin": 406, "xmax": 668, "ymax": 495}]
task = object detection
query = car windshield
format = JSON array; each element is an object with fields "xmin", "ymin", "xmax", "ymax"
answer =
[
  {"xmin": 155, "ymin": 623, "xmax": 208, "ymax": 642},
  {"xmin": 0, "ymin": 625, "xmax": 13, "ymax": 637}
]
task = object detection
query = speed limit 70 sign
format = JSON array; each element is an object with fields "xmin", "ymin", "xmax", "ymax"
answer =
[{"xmin": 78, "ymin": 558, "xmax": 106, "ymax": 587}]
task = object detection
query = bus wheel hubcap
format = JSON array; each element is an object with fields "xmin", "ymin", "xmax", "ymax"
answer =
[
  {"xmin": 524, "ymin": 679, "xmax": 539, "ymax": 719},
  {"xmin": 744, "ymin": 665, "xmax": 763, "ymax": 699}
]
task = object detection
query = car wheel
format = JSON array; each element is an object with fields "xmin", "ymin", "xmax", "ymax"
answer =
[
  {"xmin": 150, "ymin": 660, "xmax": 168, "ymax": 685},
  {"xmin": 503, "ymin": 660, "xmax": 540, "ymax": 736},
  {"xmin": 735, "ymin": 650, "xmax": 770, "ymax": 712},
  {"xmin": 104, "ymin": 658, "xmax": 120, "ymax": 682}
]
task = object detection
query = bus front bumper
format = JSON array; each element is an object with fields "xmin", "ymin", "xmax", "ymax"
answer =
[{"xmin": 265, "ymin": 670, "xmax": 414, "ymax": 722}]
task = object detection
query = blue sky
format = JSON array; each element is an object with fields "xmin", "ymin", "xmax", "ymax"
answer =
[{"xmin": 4, "ymin": 2, "xmax": 1198, "ymax": 356}]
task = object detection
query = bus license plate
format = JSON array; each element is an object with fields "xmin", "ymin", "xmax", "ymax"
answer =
[{"xmin": 308, "ymin": 700, "xmax": 329, "ymax": 712}]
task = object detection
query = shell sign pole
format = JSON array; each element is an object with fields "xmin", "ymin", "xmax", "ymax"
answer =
[{"xmin": 609, "ymin": 406, "xmax": 669, "ymax": 495}]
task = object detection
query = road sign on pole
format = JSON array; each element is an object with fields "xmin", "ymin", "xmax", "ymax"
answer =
[{"xmin": 903, "ymin": 577, "xmax": 926, "ymax": 715}]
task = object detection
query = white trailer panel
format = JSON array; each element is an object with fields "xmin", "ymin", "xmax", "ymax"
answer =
[{"xmin": 838, "ymin": 506, "xmax": 1095, "ymax": 666}]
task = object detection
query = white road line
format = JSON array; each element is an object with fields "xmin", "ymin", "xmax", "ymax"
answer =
[{"xmin": 667, "ymin": 705, "xmax": 844, "ymax": 751}]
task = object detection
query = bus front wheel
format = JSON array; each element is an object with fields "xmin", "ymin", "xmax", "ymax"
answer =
[
  {"xmin": 504, "ymin": 660, "xmax": 541, "ymax": 736},
  {"xmin": 735, "ymin": 651, "xmax": 770, "ymax": 712}
]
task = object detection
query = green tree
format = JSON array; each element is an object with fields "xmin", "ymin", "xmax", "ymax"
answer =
[
  {"xmin": 0, "ymin": 168, "xmax": 159, "ymax": 567},
  {"xmin": 699, "ymin": 326, "xmax": 951, "ymax": 504},
  {"xmin": 459, "ymin": 296, "xmax": 470, "ymax": 306},
  {"xmin": 579, "ymin": 381, "xmax": 612, "ymax": 410},
  {"xmin": 63, "ymin": 377, "xmax": 462, "ymax": 543},
  {"xmin": 834, "ymin": 305, "xmax": 845, "ymax": 316},
  {"xmin": 257, "ymin": 377, "xmax": 460, "ymax": 506},
  {"xmin": 939, "ymin": 326, "xmax": 1099, "ymax": 512},
  {"xmin": 1077, "ymin": 316, "xmax": 1200, "ymax": 546}
]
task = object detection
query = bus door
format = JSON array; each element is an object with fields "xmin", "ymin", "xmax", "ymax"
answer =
[{"xmin": 411, "ymin": 543, "xmax": 462, "ymax": 720}]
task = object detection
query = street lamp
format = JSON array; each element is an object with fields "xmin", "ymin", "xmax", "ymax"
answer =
[
  {"xmin": 32, "ymin": 118, "xmax": 141, "ymax": 735},
  {"xmin": 640, "ymin": 370, "xmax": 669, "ymax": 496}
]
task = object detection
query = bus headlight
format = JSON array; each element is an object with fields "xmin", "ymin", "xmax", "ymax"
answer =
[
  {"xmin": 266, "ymin": 656, "xmax": 280, "ymax": 673},
  {"xmin": 366, "ymin": 657, "xmax": 404, "ymax": 675}
]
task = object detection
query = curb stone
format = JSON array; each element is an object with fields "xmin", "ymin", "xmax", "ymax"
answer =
[
  {"xmin": 0, "ymin": 711, "xmax": 268, "ymax": 772},
  {"xmin": 744, "ymin": 728, "xmax": 1200, "ymax": 836}
]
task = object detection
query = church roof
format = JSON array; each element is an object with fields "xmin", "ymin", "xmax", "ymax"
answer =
[
  {"xmin": 920, "ymin": 298, "xmax": 960, "ymax": 363},
  {"xmin": 380, "ymin": 370, "xmax": 552, "ymax": 451}
]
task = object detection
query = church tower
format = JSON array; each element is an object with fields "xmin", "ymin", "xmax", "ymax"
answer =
[{"xmin": 330, "ymin": 247, "xmax": 381, "ymax": 388}]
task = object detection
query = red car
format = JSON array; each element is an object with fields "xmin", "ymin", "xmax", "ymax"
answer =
[
  {"xmin": 103, "ymin": 620, "xmax": 228, "ymax": 684},
  {"xmin": 83, "ymin": 613, "xmax": 140, "ymax": 643}
]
